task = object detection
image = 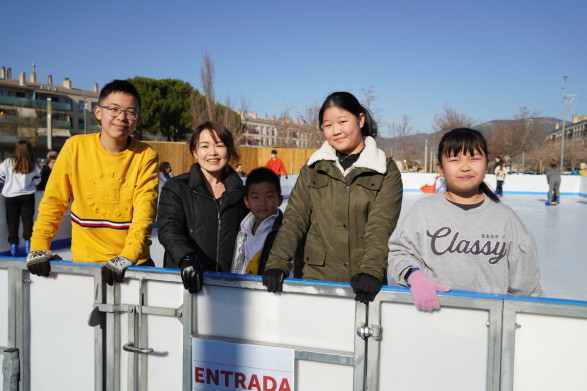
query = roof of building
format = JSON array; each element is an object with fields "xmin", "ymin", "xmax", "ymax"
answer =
[{"xmin": 0, "ymin": 78, "xmax": 99, "ymax": 98}]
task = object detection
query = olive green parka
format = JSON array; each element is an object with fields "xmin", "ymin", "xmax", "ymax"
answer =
[{"xmin": 265, "ymin": 136, "xmax": 403, "ymax": 282}]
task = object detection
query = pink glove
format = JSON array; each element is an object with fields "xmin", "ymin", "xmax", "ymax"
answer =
[{"xmin": 408, "ymin": 270, "xmax": 449, "ymax": 311}]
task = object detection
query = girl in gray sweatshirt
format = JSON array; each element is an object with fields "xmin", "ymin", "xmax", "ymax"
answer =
[{"xmin": 388, "ymin": 128, "xmax": 542, "ymax": 311}]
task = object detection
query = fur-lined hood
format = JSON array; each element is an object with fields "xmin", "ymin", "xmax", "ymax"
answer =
[{"xmin": 307, "ymin": 136, "xmax": 388, "ymax": 175}]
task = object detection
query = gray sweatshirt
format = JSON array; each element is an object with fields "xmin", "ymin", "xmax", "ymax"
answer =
[{"xmin": 388, "ymin": 193, "xmax": 542, "ymax": 296}]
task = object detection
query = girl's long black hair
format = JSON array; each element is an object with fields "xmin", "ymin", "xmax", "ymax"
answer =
[{"xmin": 438, "ymin": 128, "xmax": 500, "ymax": 203}]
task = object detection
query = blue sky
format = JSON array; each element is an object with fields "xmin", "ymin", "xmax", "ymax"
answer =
[{"xmin": 3, "ymin": 0, "xmax": 586, "ymax": 135}]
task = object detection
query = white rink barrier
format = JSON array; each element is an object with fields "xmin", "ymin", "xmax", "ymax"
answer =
[{"xmin": 2, "ymin": 258, "xmax": 587, "ymax": 391}]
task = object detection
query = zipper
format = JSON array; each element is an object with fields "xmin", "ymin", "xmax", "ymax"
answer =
[{"xmin": 192, "ymin": 189, "xmax": 222, "ymax": 272}]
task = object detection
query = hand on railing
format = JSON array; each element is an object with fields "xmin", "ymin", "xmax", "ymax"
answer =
[
  {"xmin": 351, "ymin": 273, "xmax": 382, "ymax": 304},
  {"xmin": 26, "ymin": 250, "xmax": 62, "ymax": 277},
  {"xmin": 408, "ymin": 270, "xmax": 449, "ymax": 311},
  {"xmin": 101, "ymin": 256, "xmax": 134, "ymax": 285},
  {"xmin": 262, "ymin": 269, "xmax": 286, "ymax": 292},
  {"xmin": 179, "ymin": 255, "xmax": 203, "ymax": 293}
]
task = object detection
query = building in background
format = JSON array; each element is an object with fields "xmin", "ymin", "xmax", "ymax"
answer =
[
  {"xmin": 546, "ymin": 114, "xmax": 587, "ymax": 145},
  {"xmin": 238, "ymin": 110, "xmax": 323, "ymax": 149},
  {"xmin": 0, "ymin": 64, "xmax": 100, "ymax": 158}
]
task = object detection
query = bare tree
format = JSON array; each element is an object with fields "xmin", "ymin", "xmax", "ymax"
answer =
[
  {"xmin": 432, "ymin": 104, "xmax": 474, "ymax": 135},
  {"xmin": 190, "ymin": 51, "xmax": 247, "ymax": 145},
  {"xmin": 298, "ymin": 103, "xmax": 324, "ymax": 148},
  {"xmin": 486, "ymin": 107, "xmax": 548, "ymax": 171},
  {"xmin": 389, "ymin": 114, "xmax": 414, "ymax": 160},
  {"xmin": 361, "ymin": 85, "xmax": 379, "ymax": 116},
  {"xmin": 564, "ymin": 141, "xmax": 587, "ymax": 171}
]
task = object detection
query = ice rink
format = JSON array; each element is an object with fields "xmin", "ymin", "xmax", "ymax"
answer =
[{"xmin": 55, "ymin": 188, "xmax": 587, "ymax": 302}]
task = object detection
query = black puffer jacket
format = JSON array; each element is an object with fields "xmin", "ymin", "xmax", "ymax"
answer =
[{"xmin": 157, "ymin": 163, "xmax": 248, "ymax": 272}]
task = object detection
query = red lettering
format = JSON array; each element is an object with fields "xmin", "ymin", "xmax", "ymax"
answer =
[
  {"xmin": 207, "ymin": 368, "xmax": 219, "ymax": 385},
  {"xmin": 195, "ymin": 367, "xmax": 204, "ymax": 383},
  {"xmin": 278, "ymin": 378, "xmax": 291, "ymax": 391},
  {"xmin": 235, "ymin": 372, "xmax": 246, "ymax": 388},
  {"xmin": 220, "ymin": 370, "xmax": 233, "ymax": 387},
  {"xmin": 248, "ymin": 374, "xmax": 261, "ymax": 390},
  {"xmin": 263, "ymin": 376, "xmax": 277, "ymax": 391}
]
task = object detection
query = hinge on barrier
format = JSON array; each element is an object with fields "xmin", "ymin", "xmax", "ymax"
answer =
[{"xmin": 357, "ymin": 323, "xmax": 382, "ymax": 341}]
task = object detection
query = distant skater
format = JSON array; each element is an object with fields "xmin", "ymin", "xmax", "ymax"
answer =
[
  {"xmin": 264, "ymin": 150, "xmax": 288, "ymax": 179},
  {"xmin": 545, "ymin": 159, "xmax": 561, "ymax": 206},
  {"xmin": 494, "ymin": 161, "xmax": 506, "ymax": 197}
]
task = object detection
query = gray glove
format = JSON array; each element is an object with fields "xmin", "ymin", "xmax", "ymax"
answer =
[
  {"xmin": 101, "ymin": 256, "xmax": 135, "ymax": 285},
  {"xmin": 27, "ymin": 250, "xmax": 62, "ymax": 277}
]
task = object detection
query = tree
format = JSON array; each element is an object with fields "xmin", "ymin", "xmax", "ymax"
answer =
[
  {"xmin": 191, "ymin": 51, "xmax": 247, "ymax": 145},
  {"xmin": 432, "ymin": 104, "xmax": 474, "ymax": 135},
  {"xmin": 128, "ymin": 77, "xmax": 193, "ymax": 141},
  {"xmin": 389, "ymin": 114, "xmax": 415, "ymax": 160},
  {"xmin": 485, "ymin": 107, "xmax": 549, "ymax": 170},
  {"xmin": 298, "ymin": 103, "xmax": 324, "ymax": 148}
]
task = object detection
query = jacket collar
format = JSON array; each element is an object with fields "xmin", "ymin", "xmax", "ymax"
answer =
[
  {"xmin": 188, "ymin": 163, "xmax": 245, "ymax": 201},
  {"xmin": 307, "ymin": 136, "xmax": 387, "ymax": 174}
]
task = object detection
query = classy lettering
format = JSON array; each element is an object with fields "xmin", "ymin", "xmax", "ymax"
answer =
[{"xmin": 427, "ymin": 227, "xmax": 507, "ymax": 264}]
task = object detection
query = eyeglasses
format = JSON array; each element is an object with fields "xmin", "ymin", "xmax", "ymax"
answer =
[{"xmin": 99, "ymin": 106, "xmax": 139, "ymax": 121}]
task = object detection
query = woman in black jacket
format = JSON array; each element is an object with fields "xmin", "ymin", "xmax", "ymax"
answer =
[{"xmin": 158, "ymin": 121, "xmax": 248, "ymax": 293}]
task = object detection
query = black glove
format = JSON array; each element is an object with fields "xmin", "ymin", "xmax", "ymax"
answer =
[
  {"xmin": 26, "ymin": 250, "xmax": 62, "ymax": 277},
  {"xmin": 102, "ymin": 256, "xmax": 135, "ymax": 285},
  {"xmin": 179, "ymin": 255, "xmax": 203, "ymax": 293},
  {"xmin": 351, "ymin": 273, "xmax": 382, "ymax": 304},
  {"xmin": 262, "ymin": 269, "xmax": 286, "ymax": 292}
]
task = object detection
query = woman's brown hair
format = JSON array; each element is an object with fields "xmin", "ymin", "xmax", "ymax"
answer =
[{"xmin": 13, "ymin": 140, "xmax": 38, "ymax": 174}]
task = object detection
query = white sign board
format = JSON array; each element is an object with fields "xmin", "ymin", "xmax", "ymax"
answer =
[{"xmin": 192, "ymin": 338, "xmax": 294, "ymax": 391}]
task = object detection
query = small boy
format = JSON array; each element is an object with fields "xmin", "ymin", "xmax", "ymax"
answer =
[
  {"xmin": 231, "ymin": 167, "xmax": 284, "ymax": 275},
  {"xmin": 26, "ymin": 80, "xmax": 159, "ymax": 285}
]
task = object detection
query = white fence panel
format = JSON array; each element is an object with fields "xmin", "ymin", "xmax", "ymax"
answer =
[
  {"xmin": 29, "ymin": 272, "xmax": 96, "ymax": 391},
  {"xmin": 378, "ymin": 303, "xmax": 490, "ymax": 390},
  {"xmin": 118, "ymin": 274, "xmax": 186, "ymax": 391},
  {"xmin": 512, "ymin": 313, "xmax": 587, "ymax": 390},
  {"xmin": 196, "ymin": 281, "xmax": 359, "ymax": 391},
  {"xmin": 144, "ymin": 279, "xmax": 184, "ymax": 391}
]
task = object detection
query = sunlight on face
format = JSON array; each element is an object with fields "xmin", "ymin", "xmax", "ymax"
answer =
[
  {"xmin": 322, "ymin": 106, "xmax": 365, "ymax": 155},
  {"xmin": 438, "ymin": 148, "xmax": 488, "ymax": 203},
  {"xmin": 193, "ymin": 129, "xmax": 228, "ymax": 176}
]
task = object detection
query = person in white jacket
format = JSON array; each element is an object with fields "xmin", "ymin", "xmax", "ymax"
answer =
[{"xmin": 0, "ymin": 140, "xmax": 41, "ymax": 256}]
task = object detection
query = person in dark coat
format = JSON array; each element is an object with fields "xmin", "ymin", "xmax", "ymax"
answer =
[{"xmin": 157, "ymin": 121, "xmax": 248, "ymax": 293}]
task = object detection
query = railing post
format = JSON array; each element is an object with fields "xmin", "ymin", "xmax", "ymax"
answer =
[{"xmin": 2, "ymin": 348, "xmax": 19, "ymax": 391}]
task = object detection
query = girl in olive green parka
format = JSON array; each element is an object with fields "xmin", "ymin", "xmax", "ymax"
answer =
[{"xmin": 262, "ymin": 92, "xmax": 403, "ymax": 303}]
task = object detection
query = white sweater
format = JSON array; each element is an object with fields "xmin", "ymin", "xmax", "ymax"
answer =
[{"xmin": 0, "ymin": 158, "xmax": 41, "ymax": 197}]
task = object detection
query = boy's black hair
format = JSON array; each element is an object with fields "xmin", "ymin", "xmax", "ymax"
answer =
[
  {"xmin": 245, "ymin": 167, "xmax": 281, "ymax": 196},
  {"xmin": 99, "ymin": 80, "xmax": 141, "ymax": 111},
  {"xmin": 319, "ymin": 91, "xmax": 378, "ymax": 138},
  {"xmin": 438, "ymin": 128, "xmax": 500, "ymax": 203},
  {"xmin": 271, "ymin": 150, "xmax": 277, "ymax": 155}
]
